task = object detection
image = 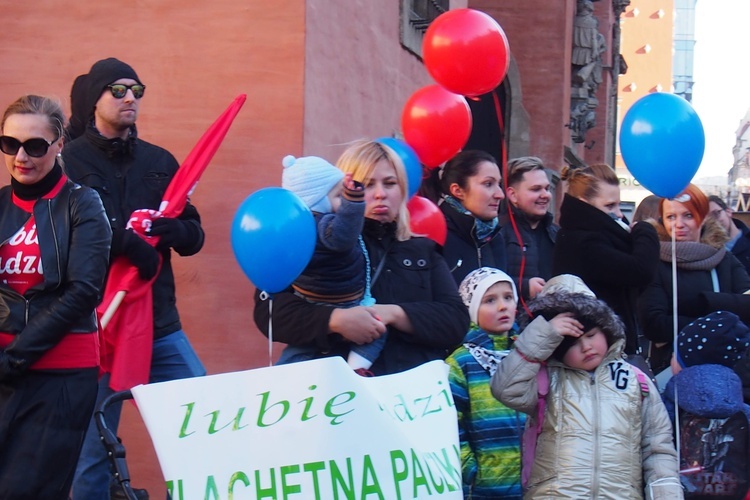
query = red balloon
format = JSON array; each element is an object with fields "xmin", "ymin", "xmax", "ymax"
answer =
[
  {"xmin": 423, "ymin": 9, "xmax": 510, "ymax": 97},
  {"xmin": 401, "ymin": 85, "xmax": 472, "ymax": 168},
  {"xmin": 407, "ymin": 196, "xmax": 447, "ymax": 246}
]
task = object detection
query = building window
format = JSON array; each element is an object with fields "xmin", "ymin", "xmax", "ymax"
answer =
[{"xmin": 400, "ymin": 0, "xmax": 449, "ymax": 59}]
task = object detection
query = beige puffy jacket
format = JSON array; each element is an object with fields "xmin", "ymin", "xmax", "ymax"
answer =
[{"xmin": 491, "ymin": 315, "xmax": 683, "ymax": 499}]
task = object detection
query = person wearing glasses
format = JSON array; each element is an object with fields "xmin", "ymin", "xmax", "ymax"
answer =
[
  {"xmin": 63, "ymin": 58, "xmax": 206, "ymax": 500},
  {"xmin": 708, "ymin": 195, "xmax": 750, "ymax": 274},
  {"xmin": 0, "ymin": 95, "xmax": 111, "ymax": 498}
]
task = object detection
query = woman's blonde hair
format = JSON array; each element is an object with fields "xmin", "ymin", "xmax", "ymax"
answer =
[
  {"xmin": 561, "ymin": 163, "xmax": 618, "ymax": 201},
  {"xmin": 2, "ymin": 95, "xmax": 66, "ymax": 141},
  {"xmin": 336, "ymin": 140, "xmax": 412, "ymax": 241}
]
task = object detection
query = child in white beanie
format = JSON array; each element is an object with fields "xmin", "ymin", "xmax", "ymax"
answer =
[
  {"xmin": 278, "ymin": 155, "xmax": 383, "ymax": 373},
  {"xmin": 446, "ymin": 267, "xmax": 524, "ymax": 498}
]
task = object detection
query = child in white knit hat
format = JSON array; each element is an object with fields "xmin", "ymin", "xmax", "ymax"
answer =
[
  {"xmin": 446, "ymin": 267, "xmax": 524, "ymax": 498},
  {"xmin": 278, "ymin": 155, "xmax": 383, "ymax": 373}
]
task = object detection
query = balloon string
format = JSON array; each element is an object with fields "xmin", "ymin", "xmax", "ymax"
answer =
[
  {"xmin": 268, "ymin": 298, "xmax": 274, "ymax": 367},
  {"xmin": 670, "ymin": 220, "xmax": 680, "ymax": 465},
  {"xmin": 492, "ymin": 91, "xmax": 531, "ymax": 318}
]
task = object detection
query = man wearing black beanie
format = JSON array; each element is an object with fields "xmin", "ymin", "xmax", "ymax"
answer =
[{"xmin": 63, "ymin": 58, "xmax": 206, "ymax": 500}]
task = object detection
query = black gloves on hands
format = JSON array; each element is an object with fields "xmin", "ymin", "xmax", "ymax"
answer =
[
  {"xmin": 149, "ymin": 217, "xmax": 197, "ymax": 251},
  {"xmin": 0, "ymin": 351, "xmax": 27, "ymax": 383},
  {"xmin": 111, "ymin": 228, "xmax": 160, "ymax": 280}
]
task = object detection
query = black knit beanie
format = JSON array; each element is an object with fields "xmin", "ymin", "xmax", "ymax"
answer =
[{"xmin": 84, "ymin": 58, "xmax": 141, "ymax": 120}]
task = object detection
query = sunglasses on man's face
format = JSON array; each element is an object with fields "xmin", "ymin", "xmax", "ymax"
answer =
[
  {"xmin": 0, "ymin": 136, "xmax": 58, "ymax": 158},
  {"xmin": 107, "ymin": 84, "xmax": 146, "ymax": 99}
]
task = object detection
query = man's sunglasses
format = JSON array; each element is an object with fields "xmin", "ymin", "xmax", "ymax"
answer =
[
  {"xmin": 0, "ymin": 136, "xmax": 59, "ymax": 158},
  {"xmin": 107, "ymin": 84, "xmax": 146, "ymax": 99}
]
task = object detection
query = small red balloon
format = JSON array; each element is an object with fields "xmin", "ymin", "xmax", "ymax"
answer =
[
  {"xmin": 423, "ymin": 9, "xmax": 510, "ymax": 97},
  {"xmin": 401, "ymin": 85, "xmax": 472, "ymax": 168},
  {"xmin": 407, "ymin": 196, "xmax": 447, "ymax": 246}
]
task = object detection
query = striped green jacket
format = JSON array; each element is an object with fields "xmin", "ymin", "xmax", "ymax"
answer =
[{"xmin": 447, "ymin": 326, "xmax": 524, "ymax": 499}]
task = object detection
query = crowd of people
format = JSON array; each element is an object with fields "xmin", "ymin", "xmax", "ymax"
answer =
[{"xmin": 0, "ymin": 57, "xmax": 748, "ymax": 499}]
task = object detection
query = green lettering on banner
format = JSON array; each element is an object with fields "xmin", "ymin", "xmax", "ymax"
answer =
[
  {"xmin": 360, "ymin": 454, "xmax": 385, "ymax": 499},
  {"xmin": 208, "ymin": 407, "xmax": 248, "ymax": 434},
  {"xmin": 423, "ymin": 454, "xmax": 446, "ymax": 493},
  {"xmin": 256, "ymin": 391, "xmax": 290, "ymax": 427},
  {"xmin": 205, "ymin": 475, "xmax": 220, "ymax": 499},
  {"xmin": 166, "ymin": 479, "xmax": 184, "ymax": 500},
  {"xmin": 409, "ymin": 449, "xmax": 431, "ymax": 497},
  {"xmin": 392, "ymin": 395, "xmax": 416, "ymax": 422},
  {"xmin": 303, "ymin": 461, "xmax": 326, "ymax": 498},
  {"xmin": 179, "ymin": 403, "xmax": 196, "ymax": 438},
  {"xmin": 331, "ymin": 457, "xmax": 355, "ymax": 499},
  {"xmin": 228, "ymin": 472, "xmax": 250, "ymax": 499},
  {"xmin": 325, "ymin": 391, "xmax": 356, "ymax": 425},
  {"xmin": 281, "ymin": 464, "xmax": 302, "ymax": 496},
  {"xmin": 430, "ymin": 446, "xmax": 461, "ymax": 491},
  {"xmin": 255, "ymin": 468, "xmax": 277, "ymax": 499},
  {"xmin": 298, "ymin": 385, "xmax": 318, "ymax": 422},
  {"xmin": 390, "ymin": 449, "xmax": 408, "ymax": 500}
]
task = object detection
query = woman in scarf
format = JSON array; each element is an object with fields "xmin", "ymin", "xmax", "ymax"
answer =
[
  {"xmin": 428, "ymin": 150, "xmax": 507, "ymax": 285},
  {"xmin": 638, "ymin": 183, "xmax": 750, "ymax": 373}
]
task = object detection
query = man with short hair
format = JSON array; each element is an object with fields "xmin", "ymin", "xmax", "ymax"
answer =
[
  {"xmin": 708, "ymin": 194, "xmax": 750, "ymax": 273},
  {"xmin": 63, "ymin": 58, "xmax": 206, "ymax": 500},
  {"xmin": 499, "ymin": 156, "xmax": 559, "ymax": 301}
]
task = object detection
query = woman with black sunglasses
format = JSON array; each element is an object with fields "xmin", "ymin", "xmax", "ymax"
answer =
[{"xmin": 0, "ymin": 95, "xmax": 111, "ymax": 499}]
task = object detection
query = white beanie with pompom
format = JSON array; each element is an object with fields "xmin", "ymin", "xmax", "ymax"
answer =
[{"xmin": 281, "ymin": 155, "xmax": 344, "ymax": 213}]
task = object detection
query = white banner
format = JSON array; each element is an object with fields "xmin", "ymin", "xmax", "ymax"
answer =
[{"xmin": 131, "ymin": 357, "xmax": 462, "ymax": 499}]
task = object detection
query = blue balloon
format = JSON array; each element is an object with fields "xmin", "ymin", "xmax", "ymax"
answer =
[
  {"xmin": 619, "ymin": 92, "xmax": 705, "ymax": 199},
  {"xmin": 377, "ymin": 137, "xmax": 423, "ymax": 198},
  {"xmin": 231, "ymin": 187, "xmax": 316, "ymax": 293}
]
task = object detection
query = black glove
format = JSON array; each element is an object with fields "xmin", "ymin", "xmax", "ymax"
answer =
[
  {"xmin": 150, "ymin": 217, "xmax": 197, "ymax": 251},
  {"xmin": 0, "ymin": 351, "xmax": 28, "ymax": 383},
  {"xmin": 111, "ymin": 228, "xmax": 160, "ymax": 280}
]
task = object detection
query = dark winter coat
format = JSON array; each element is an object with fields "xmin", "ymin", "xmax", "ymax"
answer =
[
  {"xmin": 254, "ymin": 218, "xmax": 469, "ymax": 375},
  {"xmin": 440, "ymin": 201, "xmax": 507, "ymax": 285},
  {"xmin": 638, "ymin": 219, "xmax": 750, "ymax": 346},
  {"xmin": 553, "ymin": 194, "xmax": 659, "ymax": 354},
  {"xmin": 63, "ymin": 127, "xmax": 204, "ymax": 338},
  {"xmin": 293, "ymin": 188, "xmax": 365, "ymax": 301},
  {"xmin": 499, "ymin": 205, "xmax": 558, "ymax": 301},
  {"xmin": 729, "ymin": 217, "xmax": 750, "ymax": 274}
]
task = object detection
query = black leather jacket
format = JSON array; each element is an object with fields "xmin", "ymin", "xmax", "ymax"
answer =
[{"xmin": 0, "ymin": 180, "xmax": 111, "ymax": 365}]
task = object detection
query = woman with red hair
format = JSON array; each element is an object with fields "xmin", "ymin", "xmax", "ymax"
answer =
[{"xmin": 638, "ymin": 184, "xmax": 750, "ymax": 373}]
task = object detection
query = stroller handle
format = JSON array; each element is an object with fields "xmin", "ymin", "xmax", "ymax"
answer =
[{"xmin": 94, "ymin": 389, "xmax": 146, "ymax": 500}]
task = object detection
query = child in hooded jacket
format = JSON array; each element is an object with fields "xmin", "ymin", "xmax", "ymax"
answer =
[
  {"xmin": 447, "ymin": 267, "xmax": 524, "ymax": 499},
  {"xmin": 492, "ymin": 275, "xmax": 682, "ymax": 499}
]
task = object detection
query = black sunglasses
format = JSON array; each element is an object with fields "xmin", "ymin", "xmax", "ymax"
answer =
[
  {"xmin": 107, "ymin": 84, "xmax": 146, "ymax": 99},
  {"xmin": 0, "ymin": 136, "xmax": 58, "ymax": 158}
]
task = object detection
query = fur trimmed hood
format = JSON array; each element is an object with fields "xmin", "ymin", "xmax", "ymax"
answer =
[{"xmin": 520, "ymin": 289, "xmax": 626, "ymax": 348}]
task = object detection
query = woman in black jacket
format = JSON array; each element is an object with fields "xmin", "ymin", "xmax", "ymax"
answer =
[
  {"xmin": 553, "ymin": 163, "xmax": 659, "ymax": 355},
  {"xmin": 424, "ymin": 149, "xmax": 507, "ymax": 284},
  {"xmin": 0, "ymin": 95, "xmax": 111, "ymax": 499},
  {"xmin": 255, "ymin": 140, "xmax": 468, "ymax": 375},
  {"xmin": 638, "ymin": 183, "xmax": 750, "ymax": 373}
]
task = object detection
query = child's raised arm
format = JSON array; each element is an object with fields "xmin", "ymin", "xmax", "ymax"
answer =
[{"xmin": 491, "ymin": 313, "xmax": 581, "ymax": 414}]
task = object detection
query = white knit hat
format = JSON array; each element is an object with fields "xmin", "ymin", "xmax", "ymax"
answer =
[
  {"xmin": 459, "ymin": 267, "xmax": 518, "ymax": 324},
  {"xmin": 281, "ymin": 155, "xmax": 344, "ymax": 213}
]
